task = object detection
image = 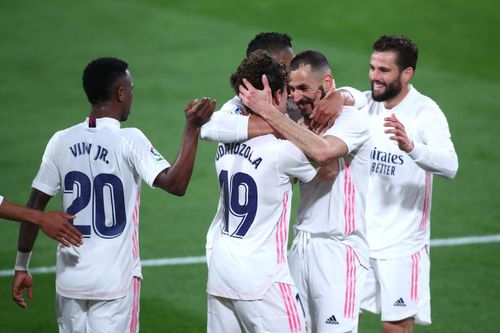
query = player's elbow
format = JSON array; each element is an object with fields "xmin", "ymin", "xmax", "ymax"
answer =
[
  {"xmin": 309, "ymin": 148, "xmax": 338, "ymax": 166},
  {"xmin": 168, "ymin": 187, "xmax": 187, "ymax": 196},
  {"xmin": 442, "ymin": 153, "xmax": 459, "ymax": 180},
  {"xmin": 443, "ymin": 160, "xmax": 459, "ymax": 180},
  {"xmin": 163, "ymin": 181, "xmax": 188, "ymax": 196}
]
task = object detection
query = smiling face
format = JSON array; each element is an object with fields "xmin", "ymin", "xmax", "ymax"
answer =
[
  {"xmin": 369, "ymin": 51, "xmax": 403, "ymax": 101},
  {"xmin": 288, "ymin": 64, "xmax": 326, "ymax": 116},
  {"xmin": 369, "ymin": 50, "xmax": 414, "ymax": 108}
]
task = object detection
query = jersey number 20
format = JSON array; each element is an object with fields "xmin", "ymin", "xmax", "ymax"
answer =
[{"xmin": 64, "ymin": 171, "xmax": 126, "ymax": 238}]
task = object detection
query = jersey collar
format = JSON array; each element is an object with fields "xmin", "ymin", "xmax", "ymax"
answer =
[{"xmin": 84, "ymin": 117, "xmax": 121, "ymax": 129}]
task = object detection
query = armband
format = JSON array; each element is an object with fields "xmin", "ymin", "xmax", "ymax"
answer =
[{"xmin": 15, "ymin": 251, "xmax": 32, "ymax": 271}]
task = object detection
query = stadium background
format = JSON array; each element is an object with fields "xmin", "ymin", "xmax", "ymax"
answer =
[{"xmin": 0, "ymin": 0, "xmax": 498, "ymax": 331}]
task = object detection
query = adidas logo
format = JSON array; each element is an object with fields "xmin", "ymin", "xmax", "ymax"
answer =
[
  {"xmin": 393, "ymin": 298, "xmax": 406, "ymax": 307},
  {"xmin": 325, "ymin": 315, "xmax": 339, "ymax": 325}
]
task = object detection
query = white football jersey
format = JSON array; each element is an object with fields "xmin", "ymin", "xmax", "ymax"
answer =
[
  {"xmin": 0, "ymin": 194, "xmax": 3, "ymax": 205},
  {"xmin": 32, "ymin": 117, "xmax": 169, "ymax": 300},
  {"xmin": 364, "ymin": 85, "xmax": 458, "ymax": 259},
  {"xmin": 295, "ymin": 106, "xmax": 372, "ymax": 266},
  {"xmin": 207, "ymin": 134, "xmax": 317, "ymax": 300}
]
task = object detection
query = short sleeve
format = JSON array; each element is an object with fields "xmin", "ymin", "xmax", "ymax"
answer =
[
  {"xmin": 122, "ymin": 128, "xmax": 171, "ymax": 188},
  {"xmin": 32, "ymin": 132, "xmax": 64, "ymax": 196},
  {"xmin": 323, "ymin": 107, "xmax": 370, "ymax": 154},
  {"xmin": 276, "ymin": 140, "xmax": 317, "ymax": 183}
]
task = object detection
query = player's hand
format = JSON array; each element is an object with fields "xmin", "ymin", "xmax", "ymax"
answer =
[
  {"xmin": 384, "ymin": 113, "xmax": 414, "ymax": 153},
  {"xmin": 185, "ymin": 97, "xmax": 216, "ymax": 127},
  {"xmin": 309, "ymin": 89, "xmax": 343, "ymax": 134},
  {"xmin": 239, "ymin": 75, "xmax": 275, "ymax": 117},
  {"xmin": 38, "ymin": 211, "xmax": 83, "ymax": 247},
  {"xmin": 12, "ymin": 270, "xmax": 33, "ymax": 309}
]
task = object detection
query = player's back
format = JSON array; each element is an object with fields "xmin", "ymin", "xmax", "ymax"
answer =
[
  {"xmin": 207, "ymin": 134, "xmax": 316, "ymax": 300},
  {"xmin": 34, "ymin": 117, "xmax": 168, "ymax": 299}
]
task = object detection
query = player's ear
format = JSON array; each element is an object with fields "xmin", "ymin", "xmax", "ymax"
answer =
[
  {"xmin": 402, "ymin": 67, "xmax": 414, "ymax": 83},
  {"xmin": 116, "ymin": 85, "xmax": 125, "ymax": 103},
  {"xmin": 273, "ymin": 90, "xmax": 281, "ymax": 106},
  {"xmin": 323, "ymin": 73, "xmax": 334, "ymax": 91}
]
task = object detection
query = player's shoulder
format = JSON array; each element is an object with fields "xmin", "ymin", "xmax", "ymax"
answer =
[
  {"xmin": 337, "ymin": 105, "xmax": 369, "ymax": 127},
  {"xmin": 46, "ymin": 122, "xmax": 84, "ymax": 144},
  {"xmin": 410, "ymin": 86, "xmax": 435, "ymax": 103},
  {"xmin": 363, "ymin": 90, "xmax": 372, "ymax": 101},
  {"xmin": 219, "ymin": 96, "xmax": 247, "ymax": 115},
  {"xmin": 273, "ymin": 137, "xmax": 306, "ymax": 159},
  {"xmin": 119, "ymin": 126, "xmax": 149, "ymax": 140},
  {"xmin": 410, "ymin": 87, "xmax": 444, "ymax": 117}
]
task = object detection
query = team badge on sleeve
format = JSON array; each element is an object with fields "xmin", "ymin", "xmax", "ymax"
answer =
[{"xmin": 149, "ymin": 146, "xmax": 165, "ymax": 162}]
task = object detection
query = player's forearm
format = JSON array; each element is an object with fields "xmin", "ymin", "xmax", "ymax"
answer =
[
  {"xmin": 200, "ymin": 112, "xmax": 249, "ymax": 143},
  {"xmin": 247, "ymin": 115, "xmax": 275, "ymax": 139},
  {"xmin": 199, "ymin": 112, "xmax": 274, "ymax": 143},
  {"xmin": 259, "ymin": 105, "xmax": 339, "ymax": 165},
  {"xmin": 315, "ymin": 159, "xmax": 340, "ymax": 181},
  {"xmin": 17, "ymin": 190, "xmax": 49, "ymax": 252},
  {"xmin": 0, "ymin": 199, "xmax": 42, "ymax": 225},
  {"xmin": 408, "ymin": 143, "xmax": 459, "ymax": 179},
  {"xmin": 158, "ymin": 123, "xmax": 200, "ymax": 196}
]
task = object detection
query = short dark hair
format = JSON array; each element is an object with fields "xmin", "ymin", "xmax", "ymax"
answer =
[
  {"xmin": 290, "ymin": 50, "xmax": 330, "ymax": 73},
  {"xmin": 82, "ymin": 57, "xmax": 129, "ymax": 104},
  {"xmin": 246, "ymin": 32, "xmax": 292, "ymax": 56},
  {"xmin": 230, "ymin": 50, "xmax": 288, "ymax": 99},
  {"xmin": 373, "ymin": 35, "xmax": 418, "ymax": 72}
]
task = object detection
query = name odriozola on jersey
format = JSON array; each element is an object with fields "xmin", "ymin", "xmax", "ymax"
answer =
[{"xmin": 206, "ymin": 98, "xmax": 317, "ymax": 300}]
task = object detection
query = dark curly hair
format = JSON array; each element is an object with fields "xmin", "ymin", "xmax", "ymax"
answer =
[
  {"xmin": 246, "ymin": 32, "xmax": 292, "ymax": 56},
  {"xmin": 230, "ymin": 50, "xmax": 288, "ymax": 100},
  {"xmin": 82, "ymin": 57, "xmax": 128, "ymax": 104},
  {"xmin": 373, "ymin": 35, "xmax": 418, "ymax": 72}
]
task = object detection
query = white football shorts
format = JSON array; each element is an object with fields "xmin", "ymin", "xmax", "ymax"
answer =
[
  {"xmin": 360, "ymin": 246, "xmax": 431, "ymax": 325},
  {"xmin": 207, "ymin": 282, "xmax": 306, "ymax": 333},
  {"xmin": 288, "ymin": 232, "xmax": 368, "ymax": 333},
  {"xmin": 56, "ymin": 276, "xmax": 141, "ymax": 333}
]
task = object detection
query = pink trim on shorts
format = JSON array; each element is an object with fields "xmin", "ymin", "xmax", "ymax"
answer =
[
  {"xmin": 411, "ymin": 252, "xmax": 420, "ymax": 301},
  {"xmin": 343, "ymin": 164, "xmax": 356, "ymax": 235},
  {"xmin": 419, "ymin": 172, "xmax": 431, "ymax": 230},
  {"xmin": 275, "ymin": 191, "xmax": 289, "ymax": 264},
  {"xmin": 132, "ymin": 192, "xmax": 141, "ymax": 258},
  {"xmin": 279, "ymin": 283, "xmax": 302, "ymax": 333},
  {"xmin": 343, "ymin": 246, "xmax": 357, "ymax": 318},
  {"xmin": 129, "ymin": 277, "xmax": 141, "ymax": 333}
]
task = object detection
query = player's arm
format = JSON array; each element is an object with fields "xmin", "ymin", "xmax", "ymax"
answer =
[
  {"xmin": 199, "ymin": 107, "xmax": 274, "ymax": 143},
  {"xmin": 309, "ymin": 86, "xmax": 367, "ymax": 134},
  {"xmin": 384, "ymin": 112, "xmax": 458, "ymax": 179},
  {"xmin": 239, "ymin": 76, "xmax": 348, "ymax": 165},
  {"xmin": 12, "ymin": 189, "xmax": 52, "ymax": 308},
  {"xmin": 315, "ymin": 158, "xmax": 340, "ymax": 181},
  {"xmin": 0, "ymin": 196, "xmax": 81, "ymax": 247},
  {"xmin": 154, "ymin": 97, "xmax": 216, "ymax": 195}
]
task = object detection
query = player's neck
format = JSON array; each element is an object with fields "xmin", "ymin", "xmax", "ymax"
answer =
[{"xmin": 89, "ymin": 103, "xmax": 121, "ymax": 121}]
